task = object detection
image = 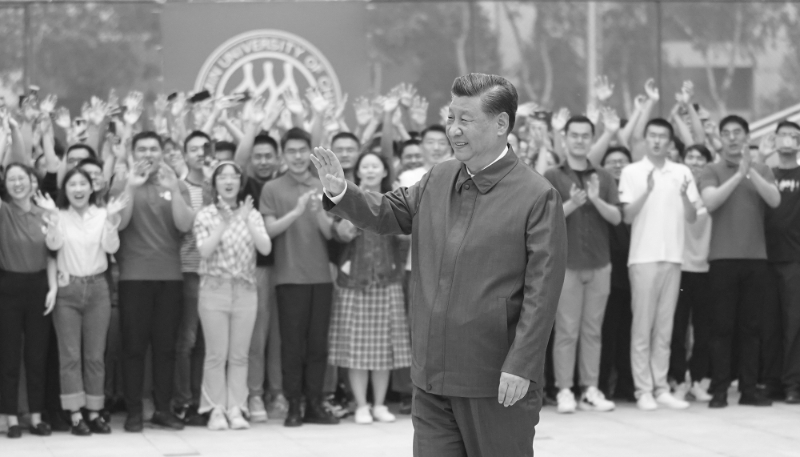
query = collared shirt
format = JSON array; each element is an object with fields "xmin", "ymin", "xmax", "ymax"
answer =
[
  {"xmin": 618, "ymin": 157, "xmax": 699, "ymax": 266},
  {"xmin": 699, "ymin": 160, "xmax": 775, "ymax": 261},
  {"xmin": 194, "ymin": 205, "xmax": 268, "ymax": 284},
  {"xmin": 466, "ymin": 147, "xmax": 508, "ymax": 177},
  {"xmin": 260, "ymin": 171, "xmax": 332, "ymax": 285},
  {"xmin": 325, "ymin": 147, "xmax": 566, "ymax": 398},
  {"xmin": 544, "ymin": 161, "xmax": 619, "ymax": 270},
  {"xmin": 46, "ymin": 205, "xmax": 120, "ymax": 279},
  {"xmin": 0, "ymin": 201, "xmax": 49, "ymax": 273}
]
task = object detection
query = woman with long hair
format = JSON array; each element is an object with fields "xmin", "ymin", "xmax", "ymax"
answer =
[
  {"xmin": 42, "ymin": 167, "xmax": 128, "ymax": 435},
  {"xmin": 328, "ymin": 151, "xmax": 412, "ymax": 424},
  {"xmin": 193, "ymin": 162, "xmax": 272, "ymax": 430},
  {"xmin": 0, "ymin": 163, "xmax": 58, "ymax": 438}
]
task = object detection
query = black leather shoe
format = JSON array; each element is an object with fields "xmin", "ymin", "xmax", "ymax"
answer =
[
  {"xmin": 151, "ymin": 411, "xmax": 185, "ymax": 430},
  {"xmin": 7, "ymin": 425, "xmax": 22, "ymax": 439},
  {"xmin": 709, "ymin": 392, "xmax": 728, "ymax": 408},
  {"xmin": 124, "ymin": 413, "xmax": 143, "ymax": 433},
  {"xmin": 88, "ymin": 417, "xmax": 111, "ymax": 434},
  {"xmin": 740, "ymin": 391, "xmax": 773, "ymax": 406},
  {"xmin": 284, "ymin": 399, "xmax": 303, "ymax": 427},
  {"xmin": 786, "ymin": 388, "xmax": 800, "ymax": 404},
  {"xmin": 71, "ymin": 420, "xmax": 91, "ymax": 436},
  {"xmin": 399, "ymin": 397, "xmax": 412, "ymax": 415},
  {"xmin": 29, "ymin": 422, "xmax": 52, "ymax": 436},
  {"xmin": 303, "ymin": 400, "xmax": 340, "ymax": 425},
  {"xmin": 48, "ymin": 411, "xmax": 71, "ymax": 432}
]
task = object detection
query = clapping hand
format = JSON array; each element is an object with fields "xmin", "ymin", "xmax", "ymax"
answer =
[
  {"xmin": 569, "ymin": 183, "xmax": 588, "ymax": 207},
  {"xmin": 292, "ymin": 189, "xmax": 317, "ymax": 215},
  {"xmin": 586, "ymin": 174, "xmax": 601, "ymax": 202},
  {"xmin": 310, "ymin": 147, "xmax": 347, "ymax": 197},
  {"xmin": 738, "ymin": 147, "xmax": 752, "ymax": 178}
]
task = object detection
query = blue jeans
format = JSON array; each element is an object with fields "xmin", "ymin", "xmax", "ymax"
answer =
[
  {"xmin": 174, "ymin": 273, "xmax": 204, "ymax": 407},
  {"xmin": 53, "ymin": 274, "xmax": 111, "ymax": 411}
]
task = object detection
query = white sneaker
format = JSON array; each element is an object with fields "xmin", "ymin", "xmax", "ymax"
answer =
[
  {"xmin": 556, "ymin": 388, "xmax": 577, "ymax": 414},
  {"xmin": 656, "ymin": 392, "xmax": 690, "ymax": 409},
  {"xmin": 579, "ymin": 386, "xmax": 615, "ymax": 412},
  {"xmin": 208, "ymin": 408, "xmax": 229, "ymax": 431},
  {"xmin": 354, "ymin": 405, "xmax": 373, "ymax": 425},
  {"xmin": 689, "ymin": 382, "xmax": 713, "ymax": 402},
  {"xmin": 248, "ymin": 396, "xmax": 268, "ymax": 423},
  {"xmin": 637, "ymin": 393, "xmax": 658, "ymax": 411},
  {"xmin": 372, "ymin": 405, "xmax": 396, "ymax": 423},
  {"xmin": 227, "ymin": 407, "xmax": 250, "ymax": 430},
  {"xmin": 672, "ymin": 382, "xmax": 690, "ymax": 401}
]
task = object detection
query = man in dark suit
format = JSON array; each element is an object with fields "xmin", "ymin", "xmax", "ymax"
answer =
[{"xmin": 311, "ymin": 73, "xmax": 567, "ymax": 457}]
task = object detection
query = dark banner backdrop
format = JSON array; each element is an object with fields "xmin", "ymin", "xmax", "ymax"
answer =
[{"xmin": 161, "ymin": 2, "xmax": 369, "ymax": 111}]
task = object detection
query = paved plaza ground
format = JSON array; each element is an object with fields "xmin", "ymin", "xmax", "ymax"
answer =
[{"xmin": 2, "ymin": 392, "xmax": 799, "ymax": 457}]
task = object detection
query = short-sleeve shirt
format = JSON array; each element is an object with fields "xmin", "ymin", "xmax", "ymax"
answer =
[
  {"xmin": 260, "ymin": 172, "xmax": 331, "ymax": 286},
  {"xmin": 0, "ymin": 202, "xmax": 49, "ymax": 273},
  {"xmin": 766, "ymin": 166, "xmax": 800, "ymax": 262},
  {"xmin": 698, "ymin": 160, "xmax": 775, "ymax": 261},
  {"xmin": 618, "ymin": 157, "xmax": 699, "ymax": 266},
  {"xmin": 194, "ymin": 204, "xmax": 268, "ymax": 284},
  {"xmin": 244, "ymin": 171, "xmax": 281, "ymax": 267},
  {"xmin": 110, "ymin": 177, "xmax": 191, "ymax": 281},
  {"xmin": 180, "ymin": 179, "xmax": 206, "ymax": 273},
  {"xmin": 544, "ymin": 162, "xmax": 619, "ymax": 270}
]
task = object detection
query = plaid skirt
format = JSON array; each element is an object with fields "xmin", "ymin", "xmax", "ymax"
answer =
[{"xmin": 328, "ymin": 283, "xmax": 412, "ymax": 371}]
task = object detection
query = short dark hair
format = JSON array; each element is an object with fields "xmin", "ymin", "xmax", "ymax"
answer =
[
  {"xmin": 353, "ymin": 151, "xmax": 393, "ymax": 194},
  {"xmin": 682, "ymin": 144, "xmax": 713, "ymax": 163},
  {"xmin": 776, "ymin": 120, "xmax": 800, "ymax": 133},
  {"xmin": 132, "ymin": 131, "xmax": 163, "ymax": 150},
  {"xmin": 564, "ymin": 115, "xmax": 595, "ymax": 136},
  {"xmin": 450, "ymin": 73, "xmax": 518, "ymax": 134},
  {"xmin": 400, "ymin": 139, "xmax": 421, "ymax": 155},
  {"xmin": 719, "ymin": 115, "xmax": 749, "ymax": 134},
  {"xmin": 57, "ymin": 167, "xmax": 96, "ymax": 209},
  {"xmin": 183, "ymin": 130, "xmax": 211, "ymax": 152},
  {"xmin": 253, "ymin": 133, "xmax": 279, "ymax": 152},
  {"xmin": 331, "ymin": 131, "xmax": 361, "ymax": 149},
  {"xmin": 420, "ymin": 124, "xmax": 447, "ymax": 141},
  {"xmin": 601, "ymin": 146, "xmax": 632, "ymax": 166},
  {"xmin": 77, "ymin": 157, "xmax": 104, "ymax": 170},
  {"xmin": 66, "ymin": 143, "xmax": 97, "ymax": 160},
  {"xmin": 644, "ymin": 118, "xmax": 674, "ymax": 139},
  {"xmin": 280, "ymin": 127, "xmax": 312, "ymax": 152},
  {"xmin": 215, "ymin": 141, "xmax": 236, "ymax": 154}
]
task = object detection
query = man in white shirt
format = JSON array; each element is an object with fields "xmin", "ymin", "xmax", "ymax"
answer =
[{"xmin": 619, "ymin": 118, "xmax": 698, "ymax": 411}]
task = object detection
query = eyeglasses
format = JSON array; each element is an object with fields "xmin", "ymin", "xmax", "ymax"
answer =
[{"xmin": 721, "ymin": 129, "xmax": 746, "ymax": 139}]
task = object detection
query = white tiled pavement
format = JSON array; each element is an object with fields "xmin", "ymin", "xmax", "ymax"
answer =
[{"xmin": 2, "ymin": 394, "xmax": 799, "ymax": 457}]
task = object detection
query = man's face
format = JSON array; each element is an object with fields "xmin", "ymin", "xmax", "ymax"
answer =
[
  {"xmin": 422, "ymin": 130, "xmax": 452, "ymax": 166},
  {"xmin": 251, "ymin": 143, "xmax": 280, "ymax": 179},
  {"xmin": 215, "ymin": 149, "xmax": 234, "ymax": 162},
  {"xmin": 720, "ymin": 122, "xmax": 748, "ymax": 160},
  {"xmin": 400, "ymin": 144, "xmax": 424, "ymax": 170},
  {"xmin": 66, "ymin": 147, "xmax": 91, "ymax": 170},
  {"xmin": 80, "ymin": 163, "xmax": 106, "ymax": 192},
  {"xmin": 446, "ymin": 95, "xmax": 506, "ymax": 167},
  {"xmin": 603, "ymin": 151, "xmax": 630, "ymax": 180},
  {"xmin": 776, "ymin": 125, "xmax": 800, "ymax": 154},
  {"xmin": 184, "ymin": 136, "xmax": 208, "ymax": 172},
  {"xmin": 331, "ymin": 138, "xmax": 360, "ymax": 172},
  {"xmin": 132, "ymin": 138, "xmax": 163, "ymax": 174},
  {"xmin": 283, "ymin": 139, "xmax": 312, "ymax": 175},
  {"xmin": 644, "ymin": 125, "xmax": 671, "ymax": 159},
  {"xmin": 565, "ymin": 122, "xmax": 593, "ymax": 158},
  {"xmin": 683, "ymin": 148, "xmax": 708, "ymax": 179}
]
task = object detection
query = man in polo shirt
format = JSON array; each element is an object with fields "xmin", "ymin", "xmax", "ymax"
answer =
[
  {"xmin": 544, "ymin": 116, "xmax": 621, "ymax": 414},
  {"xmin": 173, "ymin": 131, "xmax": 211, "ymax": 425},
  {"xmin": 259, "ymin": 127, "xmax": 339, "ymax": 427},
  {"xmin": 765, "ymin": 120, "xmax": 800, "ymax": 404},
  {"xmin": 111, "ymin": 131, "xmax": 195, "ymax": 432},
  {"xmin": 699, "ymin": 115, "xmax": 781, "ymax": 408},
  {"xmin": 619, "ymin": 118, "xmax": 698, "ymax": 411},
  {"xmin": 234, "ymin": 125, "xmax": 287, "ymax": 421}
]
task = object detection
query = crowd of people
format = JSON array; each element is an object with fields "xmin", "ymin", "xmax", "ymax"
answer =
[{"xmin": 0, "ymin": 73, "xmax": 798, "ymax": 439}]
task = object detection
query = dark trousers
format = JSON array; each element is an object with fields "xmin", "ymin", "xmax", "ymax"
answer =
[
  {"xmin": 598, "ymin": 286, "xmax": 634, "ymax": 399},
  {"xmin": 392, "ymin": 271, "xmax": 413, "ymax": 396},
  {"xmin": 412, "ymin": 387, "xmax": 540, "ymax": 457},
  {"xmin": 770, "ymin": 262, "xmax": 800, "ymax": 389},
  {"xmin": 119, "ymin": 280, "xmax": 183, "ymax": 414},
  {"xmin": 0, "ymin": 271, "xmax": 50, "ymax": 415},
  {"xmin": 276, "ymin": 283, "xmax": 333, "ymax": 400},
  {"xmin": 668, "ymin": 272, "xmax": 712, "ymax": 383},
  {"xmin": 173, "ymin": 273, "xmax": 205, "ymax": 407},
  {"xmin": 708, "ymin": 260, "xmax": 768, "ymax": 395}
]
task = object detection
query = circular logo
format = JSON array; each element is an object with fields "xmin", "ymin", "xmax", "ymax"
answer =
[{"xmin": 195, "ymin": 29, "xmax": 343, "ymax": 108}]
